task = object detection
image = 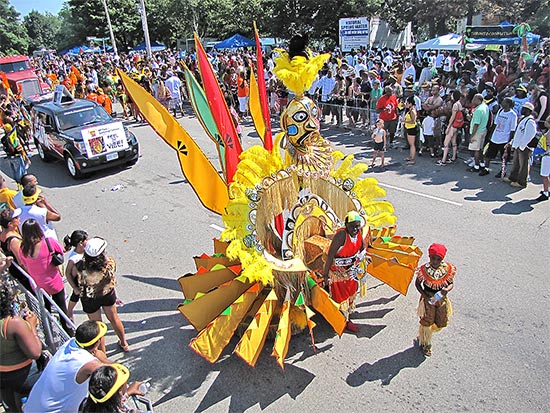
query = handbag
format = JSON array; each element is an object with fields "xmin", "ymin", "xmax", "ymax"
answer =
[{"xmin": 45, "ymin": 238, "xmax": 64, "ymax": 266}]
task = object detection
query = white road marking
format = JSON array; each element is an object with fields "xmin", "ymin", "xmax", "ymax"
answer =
[
  {"xmin": 378, "ymin": 182, "xmax": 463, "ymax": 207},
  {"xmin": 209, "ymin": 224, "xmax": 225, "ymax": 232}
]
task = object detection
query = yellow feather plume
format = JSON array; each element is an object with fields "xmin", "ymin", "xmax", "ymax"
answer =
[{"xmin": 273, "ymin": 51, "xmax": 329, "ymax": 95}]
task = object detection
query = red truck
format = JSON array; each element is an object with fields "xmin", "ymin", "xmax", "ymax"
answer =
[{"xmin": 0, "ymin": 55, "xmax": 44, "ymax": 98}]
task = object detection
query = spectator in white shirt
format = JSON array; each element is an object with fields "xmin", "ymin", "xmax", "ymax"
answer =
[
  {"xmin": 504, "ymin": 102, "xmax": 538, "ymax": 188},
  {"xmin": 480, "ymin": 97, "xmax": 517, "ymax": 177},
  {"xmin": 401, "ymin": 59, "xmax": 416, "ymax": 87}
]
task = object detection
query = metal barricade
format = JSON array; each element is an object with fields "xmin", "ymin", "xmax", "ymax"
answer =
[{"xmin": 8, "ymin": 262, "xmax": 75, "ymax": 353}]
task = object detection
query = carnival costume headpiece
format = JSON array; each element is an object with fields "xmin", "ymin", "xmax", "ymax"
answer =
[{"xmin": 273, "ymin": 35, "xmax": 333, "ymax": 178}]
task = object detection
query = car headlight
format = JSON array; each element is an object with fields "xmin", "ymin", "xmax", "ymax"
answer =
[
  {"xmin": 126, "ymin": 130, "xmax": 137, "ymax": 144},
  {"xmin": 74, "ymin": 140, "xmax": 87, "ymax": 154}
]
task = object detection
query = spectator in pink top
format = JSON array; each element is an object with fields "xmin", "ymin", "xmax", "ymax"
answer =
[{"xmin": 19, "ymin": 219, "xmax": 72, "ymax": 335}]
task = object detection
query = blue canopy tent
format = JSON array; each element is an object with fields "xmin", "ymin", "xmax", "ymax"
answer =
[
  {"xmin": 60, "ymin": 45, "xmax": 91, "ymax": 56},
  {"xmin": 132, "ymin": 41, "xmax": 167, "ymax": 52},
  {"xmin": 213, "ymin": 34, "xmax": 255, "ymax": 49}
]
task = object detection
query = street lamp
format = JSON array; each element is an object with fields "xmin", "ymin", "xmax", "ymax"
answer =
[
  {"xmin": 137, "ymin": 0, "xmax": 152, "ymax": 60},
  {"xmin": 101, "ymin": 0, "xmax": 118, "ymax": 58}
]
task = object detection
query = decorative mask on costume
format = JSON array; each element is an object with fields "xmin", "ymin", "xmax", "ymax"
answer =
[
  {"xmin": 280, "ymin": 96, "xmax": 320, "ymax": 154},
  {"xmin": 273, "ymin": 34, "xmax": 333, "ymax": 177}
]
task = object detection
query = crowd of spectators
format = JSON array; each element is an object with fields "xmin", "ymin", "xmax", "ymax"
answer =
[{"xmin": 3, "ymin": 40, "xmax": 546, "ymax": 198}]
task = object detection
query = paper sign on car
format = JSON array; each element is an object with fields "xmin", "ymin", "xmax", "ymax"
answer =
[{"xmin": 81, "ymin": 122, "xmax": 128, "ymax": 158}]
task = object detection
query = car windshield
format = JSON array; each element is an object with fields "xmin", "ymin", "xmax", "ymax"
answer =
[
  {"xmin": 0, "ymin": 60, "xmax": 31, "ymax": 73},
  {"xmin": 56, "ymin": 106, "xmax": 111, "ymax": 131}
]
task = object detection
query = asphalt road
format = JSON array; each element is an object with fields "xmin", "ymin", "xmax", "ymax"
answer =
[{"xmin": 5, "ymin": 109, "xmax": 548, "ymax": 412}]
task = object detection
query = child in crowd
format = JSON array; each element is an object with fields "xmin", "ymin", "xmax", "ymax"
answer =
[
  {"xmin": 422, "ymin": 111, "xmax": 436, "ymax": 157},
  {"xmin": 371, "ymin": 119, "xmax": 386, "ymax": 168},
  {"xmin": 63, "ymin": 230, "xmax": 88, "ymax": 321}
]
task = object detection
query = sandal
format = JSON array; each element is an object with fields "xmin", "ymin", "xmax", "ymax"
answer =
[
  {"xmin": 404, "ymin": 157, "xmax": 411, "ymax": 162},
  {"xmin": 406, "ymin": 160, "xmax": 416, "ymax": 165},
  {"xmin": 422, "ymin": 344, "xmax": 432, "ymax": 357},
  {"xmin": 436, "ymin": 160, "xmax": 446, "ymax": 166},
  {"xmin": 117, "ymin": 341, "xmax": 130, "ymax": 352}
]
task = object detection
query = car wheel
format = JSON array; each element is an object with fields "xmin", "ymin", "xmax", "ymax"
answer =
[
  {"xmin": 65, "ymin": 154, "xmax": 82, "ymax": 179},
  {"xmin": 35, "ymin": 140, "xmax": 53, "ymax": 162},
  {"xmin": 126, "ymin": 157, "xmax": 138, "ymax": 166}
]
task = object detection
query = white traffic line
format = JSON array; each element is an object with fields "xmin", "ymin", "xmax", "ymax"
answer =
[
  {"xmin": 377, "ymin": 181, "xmax": 463, "ymax": 207},
  {"xmin": 209, "ymin": 224, "xmax": 225, "ymax": 232}
]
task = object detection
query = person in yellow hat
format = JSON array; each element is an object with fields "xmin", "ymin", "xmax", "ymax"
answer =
[
  {"xmin": 512, "ymin": 85, "xmax": 529, "ymax": 118},
  {"xmin": 25, "ymin": 321, "xmax": 111, "ymax": 413},
  {"xmin": 79, "ymin": 363, "xmax": 146, "ymax": 413},
  {"xmin": 322, "ymin": 211, "xmax": 368, "ymax": 333}
]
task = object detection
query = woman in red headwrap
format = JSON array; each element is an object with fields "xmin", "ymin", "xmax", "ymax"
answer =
[{"xmin": 414, "ymin": 243, "xmax": 456, "ymax": 356}]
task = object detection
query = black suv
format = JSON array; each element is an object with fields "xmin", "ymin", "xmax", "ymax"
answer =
[{"xmin": 31, "ymin": 98, "xmax": 139, "ymax": 178}]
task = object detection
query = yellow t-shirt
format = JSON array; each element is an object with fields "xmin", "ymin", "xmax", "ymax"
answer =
[
  {"xmin": 0, "ymin": 187, "xmax": 18, "ymax": 210},
  {"xmin": 404, "ymin": 110, "xmax": 416, "ymax": 129}
]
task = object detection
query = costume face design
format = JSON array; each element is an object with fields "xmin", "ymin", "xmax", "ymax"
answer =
[{"xmin": 281, "ymin": 96, "xmax": 320, "ymax": 154}]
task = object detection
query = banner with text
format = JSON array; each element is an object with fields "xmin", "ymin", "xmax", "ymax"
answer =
[
  {"xmin": 339, "ymin": 17, "xmax": 370, "ymax": 52},
  {"xmin": 81, "ymin": 121, "xmax": 128, "ymax": 158},
  {"xmin": 465, "ymin": 25, "xmax": 514, "ymax": 39}
]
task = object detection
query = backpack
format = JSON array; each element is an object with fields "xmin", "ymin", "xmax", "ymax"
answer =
[{"xmin": 1, "ymin": 128, "xmax": 18, "ymax": 157}]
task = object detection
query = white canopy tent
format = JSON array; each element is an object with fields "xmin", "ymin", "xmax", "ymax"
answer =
[{"xmin": 416, "ymin": 33, "xmax": 483, "ymax": 51}]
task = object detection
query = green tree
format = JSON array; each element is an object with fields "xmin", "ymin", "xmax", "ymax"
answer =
[
  {"xmin": 0, "ymin": 0, "xmax": 29, "ymax": 54},
  {"xmin": 23, "ymin": 11, "xmax": 61, "ymax": 53}
]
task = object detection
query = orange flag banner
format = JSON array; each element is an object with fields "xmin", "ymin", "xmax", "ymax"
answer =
[
  {"xmin": 248, "ymin": 71, "xmax": 267, "ymax": 145},
  {"xmin": 253, "ymin": 22, "xmax": 273, "ymax": 151},
  {"xmin": 194, "ymin": 33, "xmax": 242, "ymax": 183},
  {"xmin": 117, "ymin": 69, "xmax": 229, "ymax": 215}
]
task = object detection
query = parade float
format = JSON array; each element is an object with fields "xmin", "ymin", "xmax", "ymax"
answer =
[{"xmin": 119, "ymin": 27, "xmax": 422, "ymax": 368}]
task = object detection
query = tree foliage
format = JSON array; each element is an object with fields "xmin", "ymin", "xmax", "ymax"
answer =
[
  {"xmin": 1, "ymin": 0, "xmax": 548, "ymax": 55},
  {"xmin": 23, "ymin": 11, "xmax": 61, "ymax": 53},
  {"xmin": 0, "ymin": 0, "xmax": 29, "ymax": 54}
]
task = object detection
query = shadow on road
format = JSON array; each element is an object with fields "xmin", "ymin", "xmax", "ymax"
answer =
[
  {"xmin": 346, "ymin": 345, "xmax": 426, "ymax": 387},
  {"xmin": 123, "ymin": 274, "xmax": 182, "ymax": 292},
  {"xmin": 491, "ymin": 198, "xmax": 540, "ymax": 215}
]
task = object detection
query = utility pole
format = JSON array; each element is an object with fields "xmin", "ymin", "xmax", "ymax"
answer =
[
  {"xmin": 101, "ymin": 0, "xmax": 118, "ymax": 58},
  {"xmin": 137, "ymin": 0, "xmax": 153, "ymax": 60}
]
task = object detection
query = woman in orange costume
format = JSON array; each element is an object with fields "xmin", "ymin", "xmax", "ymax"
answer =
[{"xmin": 322, "ymin": 211, "xmax": 366, "ymax": 333}]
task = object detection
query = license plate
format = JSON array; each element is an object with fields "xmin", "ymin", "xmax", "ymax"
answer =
[{"xmin": 106, "ymin": 152, "xmax": 119, "ymax": 161}]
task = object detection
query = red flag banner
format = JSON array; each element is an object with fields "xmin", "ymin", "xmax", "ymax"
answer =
[
  {"xmin": 253, "ymin": 22, "xmax": 273, "ymax": 151},
  {"xmin": 194, "ymin": 33, "xmax": 242, "ymax": 183}
]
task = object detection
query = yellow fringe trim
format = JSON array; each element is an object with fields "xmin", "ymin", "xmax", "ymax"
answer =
[{"xmin": 418, "ymin": 325, "xmax": 433, "ymax": 347}]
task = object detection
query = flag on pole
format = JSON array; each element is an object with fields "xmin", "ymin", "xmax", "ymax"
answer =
[
  {"xmin": 248, "ymin": 71, "xmax": 267, "ymax": 147},
  {"xmin": 253, "ymin": 22, "xmax": 273, "ymax": 151},
  {"xmin": 117, "ymin": 69, "xmax": 229, "ymax": 215},
  {"xmin": 183, "ymin": 65, "xmax": 227, "ymax": 180},
  {"xmin": 0, "ymin": 72, "xmax": 9, "ymax": 92},
  {"xmin": 194, "ymin": 33, "xmax": 242, "ymax": 183}
]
